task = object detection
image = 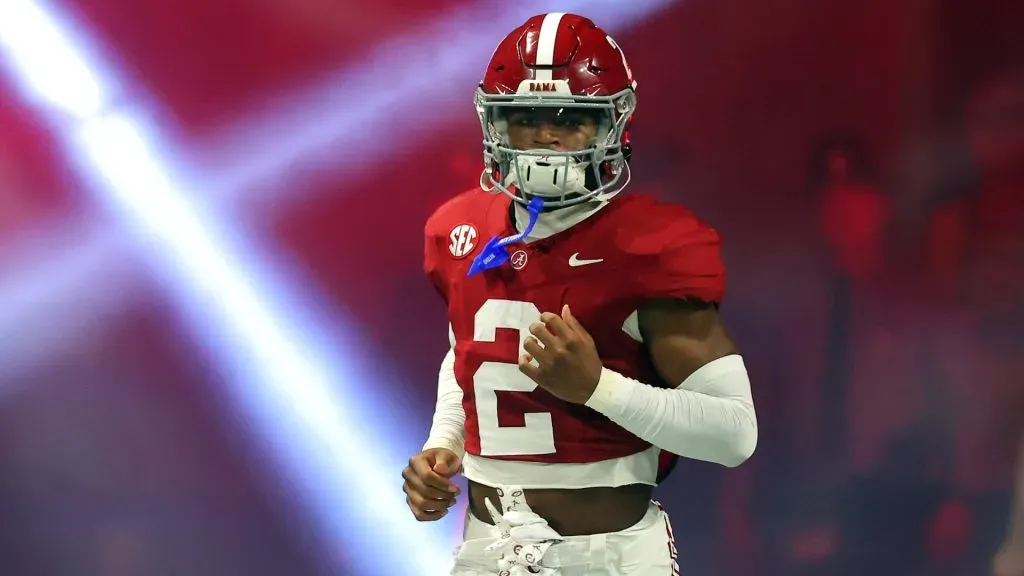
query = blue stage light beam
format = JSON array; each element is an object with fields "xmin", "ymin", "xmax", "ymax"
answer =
[{"xmin": 0, "ymin": 1, "xmax": 453, "ymax": 573}]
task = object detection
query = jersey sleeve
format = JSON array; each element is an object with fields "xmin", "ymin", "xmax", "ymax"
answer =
[
  {"xmin": 628, "ymin": 209, "xmax": 726, "ymax": 303},
  {"xmin": 423, "ymin": 218, "xmax": 450, "ymax": 304},
  {"xmin": 423, "ymin": 189, "xmax": 488, "ymax": 305}
]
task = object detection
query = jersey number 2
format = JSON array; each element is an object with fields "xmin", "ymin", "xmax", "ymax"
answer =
[{"xmin": 473, "ymin": 299, "xmax": 556, "ymax": 456}]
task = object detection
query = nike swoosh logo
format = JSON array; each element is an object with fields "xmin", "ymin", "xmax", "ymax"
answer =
[{"xmin": 568, "ymin": 253, "xmax": 604, "ymax": 267}]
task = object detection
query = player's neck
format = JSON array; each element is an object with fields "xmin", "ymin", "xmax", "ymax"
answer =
[{"xmin": 513, "ymin": 198, "xmax": 608, "ymax": 242}]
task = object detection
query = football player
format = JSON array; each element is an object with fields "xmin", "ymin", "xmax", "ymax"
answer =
[{"xmin": 402, "ymin": 12, "xmax": 757, "ymax": 575}]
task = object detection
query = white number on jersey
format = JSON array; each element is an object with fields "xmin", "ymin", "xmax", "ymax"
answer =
[{"xmin": 472, "ymin": 299, "xmax": 556, "ymax": 456}]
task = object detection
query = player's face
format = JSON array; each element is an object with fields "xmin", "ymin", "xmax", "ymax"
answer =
[{"xmin": 505, "ymin": 108, "xmax": 600, "ymax": 152}]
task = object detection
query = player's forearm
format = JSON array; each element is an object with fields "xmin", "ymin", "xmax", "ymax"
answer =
[
  {"xmin": 422, "ymin": 346, "xmax": 467, "ymax": 458},
  {"xmin": 586, "ymin": 355, "xmax": 757, "ymax": 467}
]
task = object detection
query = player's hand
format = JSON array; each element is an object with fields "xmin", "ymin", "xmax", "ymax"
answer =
[
  {"xmin": 994, "ymin": 539, "xmax": 1024, "ymax": 576},
  {"xmin": 519, "ymin": 304, "xmax": 603, "ymax": 405},
  {"xmin": 402, "ymin": 448, "xmax": 462, "ymax": 522}
]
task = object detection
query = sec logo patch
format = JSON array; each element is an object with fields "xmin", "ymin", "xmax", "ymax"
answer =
[{"xmin": 448, "ymin": 224, "xmax": 477, "ymax": 258}]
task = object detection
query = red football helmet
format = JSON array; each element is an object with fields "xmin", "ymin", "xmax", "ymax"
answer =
[{"xmin": 476, "ymin": 13, "xmax": 637, "ymax": 207}]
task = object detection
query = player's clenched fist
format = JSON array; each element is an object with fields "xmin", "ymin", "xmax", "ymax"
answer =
[
  {"xmin": 519, "ymin": 305, "xmax": 603, "ymax": 405},
  {"xmin": 402, "ymin": 447, "xmax": 462, "ymax": 521}
]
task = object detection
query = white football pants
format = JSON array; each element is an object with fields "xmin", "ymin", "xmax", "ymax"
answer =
[{"xmin": 450, "ymin": 485, "xmax": 680, "ymax": 575}]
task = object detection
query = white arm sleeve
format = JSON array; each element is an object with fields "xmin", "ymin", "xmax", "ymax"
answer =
[
  {"xmin": 421, "ymin": 326, "xmax": 466, "ymax": 458},
  {"xmin": 585, "ymin": 354, "xmax": 757, "ymax": 468}
]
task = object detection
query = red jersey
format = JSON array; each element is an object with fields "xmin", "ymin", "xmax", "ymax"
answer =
[{"xmin": 424, "ymin": 190, "xmax": 725, "ymax": 468}]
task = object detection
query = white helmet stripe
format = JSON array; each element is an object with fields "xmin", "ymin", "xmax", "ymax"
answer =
[{"xmin": 534, "ymin": 12, "xmax": 565, "ymax": 81}]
